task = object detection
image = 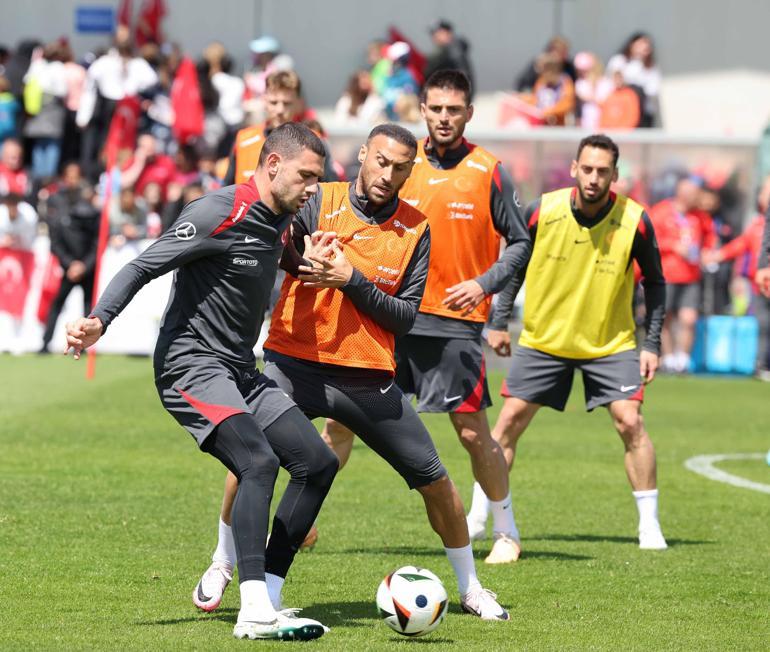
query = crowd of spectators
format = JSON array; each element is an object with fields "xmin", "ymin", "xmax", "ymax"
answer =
[{"xmin": 0, "ymin": 18, "xmax": 766, "ymax": 375}]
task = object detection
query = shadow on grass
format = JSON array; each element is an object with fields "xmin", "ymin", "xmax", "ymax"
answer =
[
  {"xmin": 331, "ymin": 545, "xmax": 447, "ymax": 558},
  {"xmin": 529, "ymin": 533, "xmax": 715, "ymax": 547},
  {"xmin": 136, "ymin": 608, "xmax": 238, "ymax": 626}
]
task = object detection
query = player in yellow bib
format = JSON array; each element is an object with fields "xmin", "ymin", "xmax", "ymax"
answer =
[{"xmin": 469, "ymin": 134, "xmax": 669, "ymax": 551}]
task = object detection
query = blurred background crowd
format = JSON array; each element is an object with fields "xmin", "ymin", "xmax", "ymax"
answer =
[{"xmin": 0, "ymin": 0, "xmax": 768, "ymax": 379}]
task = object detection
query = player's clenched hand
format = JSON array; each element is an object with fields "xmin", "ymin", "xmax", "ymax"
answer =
[
  {"xmin": 303, "ymin": 231, "xmax": 337, "ymax": 265},
  {"xmin": 640, "ymin": 350, "xmax": 659, "ymax": 384},
  {"xmin": 755, "ymin": 267, "xmax": 770, "ymax": 298},
  {"xmin": 64, "ymin": 316, "xmax": 104, "ymax": 360},
  {"xmin": 443, "ymin": 280, "xmax": 486, "ymax": 316},
  {"xmin": 298, "ymin": 241, "xmax": 353, "ymax": 288},
  {"xmin": 487, "ymin": 329, "xmax": 511, "ymax": 357}
]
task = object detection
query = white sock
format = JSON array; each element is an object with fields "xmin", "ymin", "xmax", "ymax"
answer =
[
  {"xmin": 467, "ymin": 482, "xmax": 490, "ymax": 522},
  {"xmin": 212, "ymin": 517, "xmax": 236, "ymax": 568},
  {"xmin": 489, "ymin": 492, "xmax": 520, "ymax": 541},
  {"xmin": 444, "ymin": 544, "xmax": 482, "ymax": 596},
  {"xmin": 265, "ymin": 572, "xmax": 285, "ymax": 610},
  {"xmin": 239, "ymin": 580, "xmax": 277, "ymax": 622},
  {"xmin": 633, "ymin": 489, "xmax": 661, "ymax": 530}
]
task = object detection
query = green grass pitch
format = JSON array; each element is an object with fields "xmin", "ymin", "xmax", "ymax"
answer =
[{"xmin": 1, "ymin": 354, "xmax": 768, "ymax": 650}]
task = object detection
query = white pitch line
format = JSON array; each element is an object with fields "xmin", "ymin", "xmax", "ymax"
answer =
[{"xmin": 684, "ymin": 453, "xmax": 770, "ymax": 494}]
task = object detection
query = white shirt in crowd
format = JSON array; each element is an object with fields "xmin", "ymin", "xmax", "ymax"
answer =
[
  {"xmin": 76, "ymin": 49, "xmax": 159, "ymax": 128},
  {"xmin": 0, "ymin": 201, "xmax": 38, "ymax": 251},
  {"xmin": 212, "ymin": 71, "xmax": 246, "ymax": 127},
  {"xmin": 333, "ymin": 93, "xmax": 385, "ymax": 126},
  {"xmin": 24, "ymin": 58, "xmax": 68, "ymax": 98}
]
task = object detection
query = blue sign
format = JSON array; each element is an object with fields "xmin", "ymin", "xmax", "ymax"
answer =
[{"xmin": 75, "ymin": 6, "xmax": 115, "ymax": 33}]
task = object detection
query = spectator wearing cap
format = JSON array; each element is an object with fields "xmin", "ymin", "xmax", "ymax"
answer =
[
  {"xmin": 424, "ymin": 20, "xmax": 474, "ymax": 95},
  {"xmin": 381, "ymin": 42, "xmax": 419, "ymax": 121},
  {"xmin": 650, "ymin": 177, "xmax": 717, "ymax": 373},
  {"xmin": 243, "ymin": 35, "xmax": 294, "ymax": 120}
]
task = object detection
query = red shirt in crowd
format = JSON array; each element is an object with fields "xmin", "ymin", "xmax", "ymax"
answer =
[
  {"xmin": 122, "ymin": 154, "xmax": 178, "ymax": 198},
  {"xmin": 717, "ymin": 213, "xmax": 765, "ymax": 290},
  {"xmin": 0, "ymin": 163, "xmax": 29, "ymax": 196},
  {"xmin": 650, "ymin": 198, "xmax": 717, "ymax": 284}
]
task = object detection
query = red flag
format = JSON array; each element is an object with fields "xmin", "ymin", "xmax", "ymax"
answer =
[
  {"xmin": 116, "ymin": 0, "xmax": 132, "ymax": 28},
  {"xmin": 0, "ymin": 247, "xmax": 35, "ymax": 319},
  {"xmin": 388, "ymin": 26, "xmax": 427, "ymax": 86},
  {"xmin": 171, "ymin": 57, "xmax": 204, "ymax": 145},
  {"xmin": 36, "ymin": 252, "xmax": 63, "ymax": 323},
  {"xmin": 135, "ymin": 0, "xmax": 166, "ymax": 46},
  {"xmin": 104, "ymin": 95, "xmax": 141, "ymax": 167}
]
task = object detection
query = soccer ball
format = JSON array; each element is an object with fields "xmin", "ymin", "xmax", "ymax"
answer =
[{"xmin": 376, "ymin": 566, "xmax": 448, "ymax": 637}]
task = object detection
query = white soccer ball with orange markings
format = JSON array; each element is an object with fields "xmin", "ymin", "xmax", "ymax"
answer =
[{"xmin": 376, "ymin": 566, "xmax": 448, "ymax": 637}]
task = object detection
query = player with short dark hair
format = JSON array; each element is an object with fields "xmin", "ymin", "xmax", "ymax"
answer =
[
  {"xmin": 65, "ymin": 123, "xmax": 336, "ymax": 641},
  {"xmin": 468, "ymin": 134, "xmax": 669, "ymax": 551},
  {"xmin": 195, "ymin": 123, "xmax": 510, "ymax": 621},
  {"xmin": 322, "ymin": 69, "xmax": 531, "ymax": 565}
]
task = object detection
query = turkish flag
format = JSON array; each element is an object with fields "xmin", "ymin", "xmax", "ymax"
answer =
[
  {"xmin": 36, "ymin": 252, "xmax": 63, "ymax": 323},
  {"xmin": 104, "ymin": 95, "xmax": 141, "ymax": 168},
  {"xmin": 388, "ymin": 26, "xmax": 427, "ymax": 86},
  {"xmin": 0, "ymin": 247, "xmax": 35, "ymax": 318},
  {"xmin": 116, "ymin": 0, "xmax": 132, "ymax": 28}
]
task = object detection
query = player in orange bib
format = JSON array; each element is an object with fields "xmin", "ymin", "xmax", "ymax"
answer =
[
  {"xmin": 194, "ymin": 124, "xmax": 510, "ymax": 621},
  {"xmin": 224, "ymin": 70, "xmax": 337, "ymax": 186},
  {"xmin": 322, "ymin": 70, "xmax": 532, "ymax": 565},
  {"xmin": 471, "ymin": 134, "xmax": 669, "ymax": 551}
]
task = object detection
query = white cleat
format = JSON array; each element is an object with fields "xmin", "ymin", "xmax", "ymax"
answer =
[
  {"xmin": 192, "ymin": 562, "xmax": 232, "ymax": 612},
  {"xmin": 639, "ymin": 526, "xmax": 668, "ymax": 550},
  {"xmin": 466, "ymin": 514, "xmax": 488, "ymax": 541},
  {"xmin": 233, "ymin": 609, "xmax": 328, "ymax": 640},
  {"xmin": 484, "ymin": 533, "xmax": 522, "ymax": 564},
  {"xmin": 460, "ymin": 586, "xmax": 510, "ymax": 621}
]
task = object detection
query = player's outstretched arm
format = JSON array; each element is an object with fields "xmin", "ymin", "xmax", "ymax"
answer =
[{"xmin": 64, "ymin": 316, "xmax": 104, "ymax": 360}]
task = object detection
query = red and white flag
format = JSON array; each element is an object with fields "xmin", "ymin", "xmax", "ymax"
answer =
[{"xmin": 0, "ymin": 247, "xmax": 35, "ymax": 319}]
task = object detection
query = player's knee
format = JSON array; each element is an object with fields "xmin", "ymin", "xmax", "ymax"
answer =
[
  {"xmin": 497, "ymin": 400, "xmax": 527, "ymax": 441},
  {"xmin": 311, "ymin": 446, "xmax": 339, "ymax": 488},
  {"xmin": 679, "ymin": 308, "xmax": 698, "ymax": 328},
  {"xmin": 243, "ymin": 445, "xmax": 280, "ymax": 484},
  {"xmin": 613, "ymin": 409, "xmax": 643, "ymax": 442},
  {"xmin": 325, "ymin": 419, "xmax": 354, "ymax": 446}
]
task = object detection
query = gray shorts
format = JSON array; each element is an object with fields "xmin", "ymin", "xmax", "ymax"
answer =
[
  {"xmin": 666, "ymin": 282, "xmax": 700, "ymax": 312},
  {"xmin": 394, "ymin": 334, "xmax": 492, "ymax": 413},
  {"xmin": 155, "ymin": 357, "xmax": 296, "ymax": 446},
  {"xmin": 263, "ymin": 350, "xmax": 446, "ymax": 489},
  {"xmin": 501, "ymin": 346, "xmax": 645, "ymax": 411}
]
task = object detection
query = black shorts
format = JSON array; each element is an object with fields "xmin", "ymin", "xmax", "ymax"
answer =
[
  {"xmin": 394, "ymin": 334, "xmax": 491, "ymax": 413},
  {"xmin": 155, "ymin": 357, "xmax": 296, "ymax": 446},
  {"xmin": 263, "ymin": 350, "xmax": 447, "ymax": 489},
  {"xmin": 501, "ymin": 346, "xmax": 645, "ymax": 412}
]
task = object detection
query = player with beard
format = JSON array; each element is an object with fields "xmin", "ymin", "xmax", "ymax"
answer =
[
  {"xmin": 468, "ymin": 134, "xmax": 669, "ymax": 551},
  {"xmin": 320, "ymin": 69, "xmax": 531, "ymax": 565},
  {"xmin": 194, "ymin": 123, "xmax": 510, "ymax": 621},
  {"xmin": 65, "ymin": 124, "xmax": 337, "ymax": 640}
]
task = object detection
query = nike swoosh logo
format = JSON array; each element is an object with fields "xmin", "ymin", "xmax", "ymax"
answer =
[
  {"xmin": 621, "ymin": 385, "xmax": 638, "ymax": 392},
  {"xmin": 443, "ymin": 394, "xmax": 462, "ymax": 403},
  {"xmin": 244, "ymin": 236, "xmax": 259, "ymax": 243},
  {"xmin": 574, "ymin": 239, "xmax": 589, "ymax": 244},
  {"xmin": 353, "ymin": 234, "xmax": 374, "ymax": 240},
  {"xmin": 428, "ymin": 178, "xmax": 449, "ymax": 185},
  {"xmin": 380, "ymin": 382, "xmax": 394, "ymax": 394}
]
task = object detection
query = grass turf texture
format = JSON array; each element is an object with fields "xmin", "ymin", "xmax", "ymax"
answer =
[{"xmin": 1, "ymin": 354, "xmax": 767, "ymax": 650}]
